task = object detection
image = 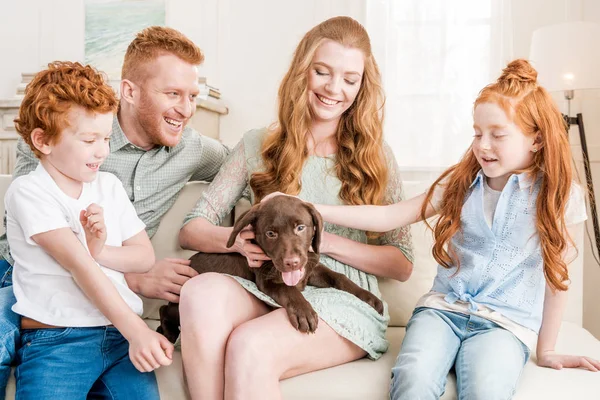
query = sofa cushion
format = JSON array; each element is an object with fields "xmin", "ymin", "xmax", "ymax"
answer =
[
  {"xmin": 6, "ymin": 321, "xmax": 600, "ymax": 399},
  {"xmin": 144, "ymin": 320, "xmax": 600, "ymax": 400}
]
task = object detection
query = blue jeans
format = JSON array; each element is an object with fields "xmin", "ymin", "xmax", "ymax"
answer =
[
  {"xmin": 0, "ymin": 260, "xmax": 18, "ymax": 400},
  {"xmin": 390, "ymin": 307, "xmax": 530, "ymax": 400},
  {"xmin": 16, "ymin": 326, "xmax": 159, "ymax": 400}
]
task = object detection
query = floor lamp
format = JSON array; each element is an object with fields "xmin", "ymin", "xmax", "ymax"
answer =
[{"xmin": 530, "ymin": 21, "xmax": 600, "ymax": 257}]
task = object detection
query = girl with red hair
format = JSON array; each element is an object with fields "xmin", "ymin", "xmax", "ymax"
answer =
[{"xmin": 311, "ymin": 59, "xmax": 600, "ymax": 399}]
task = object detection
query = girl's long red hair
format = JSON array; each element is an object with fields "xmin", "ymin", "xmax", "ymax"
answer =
[{"xmin": 421, "ymin": 59, "xmax": 574, "ymax": 291}]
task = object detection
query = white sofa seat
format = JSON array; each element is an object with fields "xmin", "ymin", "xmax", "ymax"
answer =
[{"xmin": 2, "ymin": 176, "xmax": 600, "ymax": 399}]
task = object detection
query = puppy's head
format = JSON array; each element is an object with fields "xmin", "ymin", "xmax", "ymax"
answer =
[{"xmin": 226, "ymin": 196, "xmax": 322, "ymax": 286}]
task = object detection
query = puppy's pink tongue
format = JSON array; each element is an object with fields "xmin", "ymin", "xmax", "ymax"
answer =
[{"xmin": 282, "ymin": 268, "xmax": 305, "ymax": 286}]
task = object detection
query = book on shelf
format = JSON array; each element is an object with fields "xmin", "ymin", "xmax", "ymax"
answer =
[{"xmin": 197, "ymin": 78, "xmax": 221, "ymax": 100}]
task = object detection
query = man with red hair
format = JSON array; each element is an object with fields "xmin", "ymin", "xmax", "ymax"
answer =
[{"xmin": 0, "ymin": 26, "xmax": 229, "ymax": 396}]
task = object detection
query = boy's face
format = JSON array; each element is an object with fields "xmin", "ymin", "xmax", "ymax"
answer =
[
  {"xmin": 42, "ymin": 107, "xmax": 113, "ymax": 187},
  {"xmin": 134, "ymin": 53, "xmax": 200, "ymax": 148}
]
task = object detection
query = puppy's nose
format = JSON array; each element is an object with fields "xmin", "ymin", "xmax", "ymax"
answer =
[{"xmin": 283, "ymin": 257, "xmax": 300, "ymax": 269}]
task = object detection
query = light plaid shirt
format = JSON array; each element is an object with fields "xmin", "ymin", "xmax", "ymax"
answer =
[{"xmin": 0, "ymin": 116, "xmax": 229, "ymax": 265}]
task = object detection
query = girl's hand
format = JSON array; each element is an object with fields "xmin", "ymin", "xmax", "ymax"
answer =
[
  {"xmin": 79, "ymin": 203, "xmax": 107, "ymax": 259},
  {"xmin": 234, "ymin": 227, "xmax": 271, "ymax": 268},
  {"xmin": 261, "ymin": 191, "xmax": 297, "ymax": 203},
  {"xmin": 128, "ymin": 326, "xmax": 174, "ymax": 373},
  {"xmin": 537, "ymin": 350, "xmax": 600, "ymax": 371}
]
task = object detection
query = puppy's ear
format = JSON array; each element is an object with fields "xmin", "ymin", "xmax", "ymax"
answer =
[
  {"xmin": 226, "ymin": 204, "xmax": 261, "ymax": 248},
  {"xmin": 303, "ymin": 202, "xmax": 323, "ymax": 253}
]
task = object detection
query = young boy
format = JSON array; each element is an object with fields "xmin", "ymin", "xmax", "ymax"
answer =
[{"xmin": 4, "ymin": 61, "xmax": 173, "ymax": 399}]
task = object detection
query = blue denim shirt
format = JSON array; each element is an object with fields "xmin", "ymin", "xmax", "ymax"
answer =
[{"xmin": 431, "ymin": 170, "xmax": 546, "ymax": 333}]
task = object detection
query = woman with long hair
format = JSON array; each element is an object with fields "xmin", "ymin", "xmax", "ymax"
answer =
[{"xmin": 177, "ymin": 16, "xmax": 413, "ymax": 399}]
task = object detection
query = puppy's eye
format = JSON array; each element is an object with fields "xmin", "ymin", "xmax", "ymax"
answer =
[
  {"xmin": 266, "ymin": 231, "xmax": 277, "ymax": 238},
  {"xmin": 296, "ymin": 225, "xmax": 306, "ymax": 232}
]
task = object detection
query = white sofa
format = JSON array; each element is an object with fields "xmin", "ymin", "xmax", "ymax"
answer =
[{"xmin": 2, "ymin": 176, "xmax": 600, "ymax": 399}]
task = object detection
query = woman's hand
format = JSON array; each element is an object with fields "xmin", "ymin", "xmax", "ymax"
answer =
[
  {"xmin": 233, "ymin": 225, "xmax": 271, "ymax": 268},
  {"xmin": 537, "ymin": 350, "xmax": 600, "ymax": 371}
]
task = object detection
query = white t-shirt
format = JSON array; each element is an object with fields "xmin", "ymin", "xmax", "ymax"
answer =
[
  {"xmin": 5, "ymin": 164, "xmax": 146, "ymax": 327},
  {"xmin": 420, "ymin": 178, "xmax": 587, "ymax": 351}
]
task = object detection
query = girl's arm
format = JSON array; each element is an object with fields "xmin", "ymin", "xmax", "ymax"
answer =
[
  {"xmin": 315, "ymin": 192, "xmax": 435, "ymax": 232},
  {"xmin": 32, "ymin": 228, "xmax": 173, "ymax": 372},
  {"xmin": 536, "ymin": 224, "xmax": 600, "ymax": 371}
]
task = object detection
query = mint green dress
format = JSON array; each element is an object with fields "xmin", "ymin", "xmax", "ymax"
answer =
[{"xmin": 184, "ymin": 129, "xmax": 413, "ymax": 359}]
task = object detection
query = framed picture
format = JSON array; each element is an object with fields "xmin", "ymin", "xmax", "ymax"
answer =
[{"xmin": 85, "ymin": 0, "xmax": 166, "ymax": 80}]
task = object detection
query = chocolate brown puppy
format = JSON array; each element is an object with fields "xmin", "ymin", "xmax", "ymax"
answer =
[{"xmin": 157, "ymin": 196, "xmax": 384, "ymax": 343}]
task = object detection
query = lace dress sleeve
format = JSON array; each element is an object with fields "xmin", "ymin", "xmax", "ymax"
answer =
[{"xmin": 183, "ymin": 140, "xmax": 249, "ymax": 226}]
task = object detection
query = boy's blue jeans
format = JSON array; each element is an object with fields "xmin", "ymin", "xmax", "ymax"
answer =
[
  {"xmin": 390, "ymin": 307, "xmax": 530, "ymax": 400},
  {"xmin": 16, "ymin": 326, "xmax": 159, "ymax": 400},
  {"xmin": 1, "ymin": 259, "xmax": 159, "ymax": 399},
  {"xmin": 0, "ymin": 260, "xmax": 18, "ymax": 400}
]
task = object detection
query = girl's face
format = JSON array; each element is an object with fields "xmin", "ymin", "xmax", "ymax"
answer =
[
  {"xmin": 307, "ymin": 40, "xmax": 364, "ymax": 125},
  {"xmin": 472, "ymin": 102, "xmax": 537, "ymax": 191}
]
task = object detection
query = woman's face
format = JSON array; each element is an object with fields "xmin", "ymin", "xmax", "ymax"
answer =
[{"xmin": 307, "ymin": 40, "xmax": 365, "ymax": 125}]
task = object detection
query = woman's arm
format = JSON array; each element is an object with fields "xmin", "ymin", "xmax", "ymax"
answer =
[
  {"xmin": 180, "ymin": 217, "xmax": 242, "ymax": 254},
  {"xmin": 536, "ymin": 223, "xmax": 600, "ymax": 371},
  {"xmin": 320, "ymin": 232, "xmax": 412, "ymax": 281},
  {"xmin": 179, "ymin": 140, "xmax": 252, "ymax": 256}
]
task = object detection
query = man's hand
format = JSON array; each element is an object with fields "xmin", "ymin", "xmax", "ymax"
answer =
[
  {"xmin": 125, "ymin": 258, "xmax": 198, "ymax": 303},
  {"xmin": 79, "ymin": 203, "xmax": 106, "ymax": 259},
  {"xmin": 232, "ymin": 226, "xmax": 270, "ymax": 268}
]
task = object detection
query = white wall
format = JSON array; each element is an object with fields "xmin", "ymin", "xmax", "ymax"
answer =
[
  {"xmin": 0, "ymin": 0, "xmax": 85, "ymax": 99},
  {"xmin": 167, "ymin": 0, "xmax": 366, "ymax": 146}
]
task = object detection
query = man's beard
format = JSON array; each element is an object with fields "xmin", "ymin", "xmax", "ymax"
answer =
[{"xmin": 135, "ymin": 101, "xmax": 181, "ymax": 148}]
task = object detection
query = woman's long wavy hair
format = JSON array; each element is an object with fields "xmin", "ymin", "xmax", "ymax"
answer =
[
  {"xmin": 250, "ymin": 16, "xmax": 388, "ymax": 207},
  {"xmin": 421, "ymin": 59, "xmax": 574, "ymax": 291}
]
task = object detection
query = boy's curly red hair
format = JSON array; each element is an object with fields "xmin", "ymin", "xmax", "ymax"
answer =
[{"xmin": 14, "ymin": 61, "xmax": 118, "ymax": 158}]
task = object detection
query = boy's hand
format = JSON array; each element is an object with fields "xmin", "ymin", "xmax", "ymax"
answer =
[
  {"xmin": 79, "ymin": 203, "xmax": 107, "ymax": 259},
  {"xmin": 537, "ymin": 350, "xmax": 600, "ymax": 371},
  {"xmin": 128, "ymin": 326, "xmax": 174, "ymax": 372}
]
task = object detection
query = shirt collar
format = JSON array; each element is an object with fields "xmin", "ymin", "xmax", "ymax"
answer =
[
  {"xmin": 469, "ymin": 169, "xmax": 538, "ymax": 190},
  {"xmin": 109, "ymin": 116, "xmax": 131, "ymax": 153}
]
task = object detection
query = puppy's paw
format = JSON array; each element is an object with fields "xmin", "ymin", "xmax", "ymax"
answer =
[
  {"xmin": 357, "ymin": 291, "xmax": 384, "ymax": 315},
  {"xmin": 287, "ymin": 303, "xmax": 319, "ymax": 333}
]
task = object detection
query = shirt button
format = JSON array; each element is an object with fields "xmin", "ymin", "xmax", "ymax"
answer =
[{"xmin": 136, "ymin": 186, "xmax": 141, "ymax": 191}]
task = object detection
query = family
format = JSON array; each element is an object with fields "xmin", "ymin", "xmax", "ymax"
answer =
[{"xmin": 0, "ymin": 16, "xmax": 598, "ymax": 400}]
